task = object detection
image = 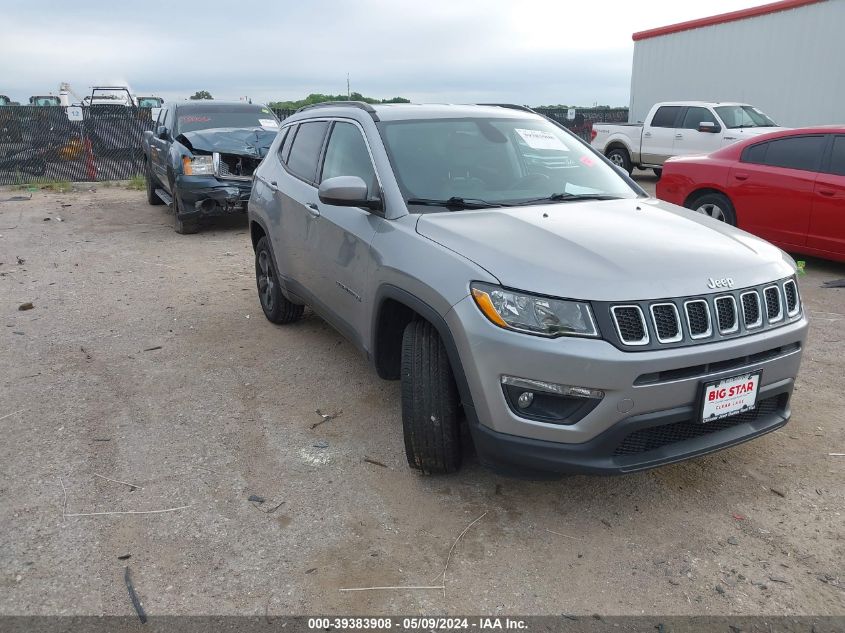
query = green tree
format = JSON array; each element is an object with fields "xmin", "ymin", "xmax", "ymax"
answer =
[
  {"xmin": 189, "ymin": 90, "xmax": 213, "ymax": 100},
  {"xmin": 269, "ymin": 93, "xmax": 410, "ymax": 110}
]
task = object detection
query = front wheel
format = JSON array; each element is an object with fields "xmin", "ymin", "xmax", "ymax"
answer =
[
  {"xmin": 254, "ymin": 236, "xmax": 304, "ymax": 324},
  {"xmin": 172, "ymin": 194, "xmax": 199, "ymax": 234},
  {"xmin": 606, "ymin": 147, "xmax": 632, "ymax": 174},
  {"xmin": 686, "ymin": 192, "xmax": 737, "ymax": 226},
  {"xmin": 401, "ymin": 320, "xmax": 462, "ymax": 474}
]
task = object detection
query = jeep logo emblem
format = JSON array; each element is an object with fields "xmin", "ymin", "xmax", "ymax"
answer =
[{"xmin": 707, "ymin": 277, "xmax": 734, "ymax": 289}]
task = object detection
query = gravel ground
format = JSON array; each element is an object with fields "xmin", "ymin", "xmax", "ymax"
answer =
[{"xmin": 0, "ymin": 178, "xmax": 843, "ymax": 617}]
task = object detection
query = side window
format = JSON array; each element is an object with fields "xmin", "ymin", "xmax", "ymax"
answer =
[
  {"xmin": 650, "ymin": 106, "xmax": 681, "ymax": 128},
  {"xmin": 159, "ymin": 107, "xmax": 169, "ymax": 129},
  {"xmin": 828, "ymin": 135, "xmax": 845, "ymax": 176},
  {"xmin": 279, "ymin": 124, "xmax": 296, "ymax": 163},
  {"xmin": 680, "ymin": 107, "xmax": 717, "ymax": 130},
  {"xmin": 286, "ymin": 121, "xmax": 329, "ymax": 183},
  {"xmin": 741, "ymin": 142, "xmax": 768, "ymax": 164},
  {"xmin": 760, "ymin": 136, "xmax": 825, "ymax": 172},
  {"xmin": 320, "ymin": 122, "xmax": 378, "ymax": 192}
]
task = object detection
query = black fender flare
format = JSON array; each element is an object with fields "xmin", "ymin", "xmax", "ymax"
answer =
[{"xmin": 372, "ymin": 285, "xmax": 477, "ymax": 423}]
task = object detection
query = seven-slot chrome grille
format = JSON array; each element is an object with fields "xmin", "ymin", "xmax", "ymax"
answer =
[{"xmin": 603, "ymin": 277, "xmax": 801, "ymax": 350}]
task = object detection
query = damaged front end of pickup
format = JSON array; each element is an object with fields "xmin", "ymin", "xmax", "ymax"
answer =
[{"xmin": 174, "ymin": 127, "xmax": 277, "ymax": 217}]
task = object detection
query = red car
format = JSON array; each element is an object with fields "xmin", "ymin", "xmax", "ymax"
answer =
[{"xmin": 657, "ymin": 127, "xmax": 845, "ymax": 263}]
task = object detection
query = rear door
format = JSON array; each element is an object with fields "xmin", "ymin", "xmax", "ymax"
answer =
[
  {"xmin": 808, "ymin": 134, "xmax": 845, "ymax": 257},
  {"xmin": 310, "ymin": 120, "xmax": 383, "ymax": 346},
  {"xmin": 641, "ymin": 105, "xmax": 680, "ymax": 165},
  {"xmin": 729, "ymin": 135, "xmax": 825, "ymax": 247},
  {"xmin": 672, "ymin": 106, "xmax": 722, "ymax": 157},
  {"xmin": 272, "ymin": 120, "xmax": 330, "ymax": 292}
]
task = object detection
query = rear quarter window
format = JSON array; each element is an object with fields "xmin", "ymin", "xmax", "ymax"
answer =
[{"xmin": 741, "ymin": 142, "xmax": 768, "ymax": 164}]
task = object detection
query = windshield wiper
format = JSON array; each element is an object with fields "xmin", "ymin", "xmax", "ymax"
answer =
[
  {"xmin": 406, "ymin": 196, "xmax": 502, "ymax": 209},
  {"xmin": 510, "ymin": 193, "xmax": 623, "ymax": 206}
]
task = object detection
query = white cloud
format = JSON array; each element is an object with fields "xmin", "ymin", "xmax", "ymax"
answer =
[{"xmin": 0, "ymin": 0, "xmax": 764, "ymax": 105}]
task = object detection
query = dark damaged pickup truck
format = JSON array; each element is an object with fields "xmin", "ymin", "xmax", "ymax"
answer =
[{"xmin": 142, "ymin": 101, "xmax": 279, "ymax": 233}]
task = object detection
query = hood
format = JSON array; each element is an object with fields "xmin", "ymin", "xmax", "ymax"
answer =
[
  {"xmin": 729, "ymin": 126, "xmax": 789, "ymax": 138},
  {"xmin": 176, "ymin": 127, "xmax": 278, "ymax": 158},
  {"xmin": 416, "ymin": 198, "xmax": 795, "ymax": 301}
]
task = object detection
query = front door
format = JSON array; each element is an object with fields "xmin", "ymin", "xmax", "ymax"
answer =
[
  {"xmin": 672, "ymin": 106, "xmax": 723, "ymax": 157},
  {"xmin": 310, "ymin": 120, "xmax": 383, "ymax": 346}
]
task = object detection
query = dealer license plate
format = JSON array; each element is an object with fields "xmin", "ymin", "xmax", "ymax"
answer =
[{"xmin": 701, "ymin": 371, "xmax": 761, "ymax": 423}]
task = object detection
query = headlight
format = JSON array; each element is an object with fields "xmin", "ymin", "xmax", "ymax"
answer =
[
  {"xmin": 470, "ymin": 282, "xmax": 598, "ymax": 338},
  {"xmin": 182, "ymin": 155, "xmax": 214, "ymax": 176}
]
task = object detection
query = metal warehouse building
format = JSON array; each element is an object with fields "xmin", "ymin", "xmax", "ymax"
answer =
[{"xmin": 629, "ymin": 0, "xmax": 845, "ymax": 127}]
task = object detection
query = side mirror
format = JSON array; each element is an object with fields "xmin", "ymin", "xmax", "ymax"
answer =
[
  {"xmin": 156, "ymin": 125, "xmax": 169, "ymax": 140},
  {"xmin": 318, "ymin": 176, "xmax": 382, "ymax": 211},
  {"xmin": 698, "ymin": 122, "xmax": 720, "ymax": 133}
]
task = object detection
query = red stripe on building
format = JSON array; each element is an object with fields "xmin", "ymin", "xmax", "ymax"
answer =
[{"xmin": 632, "ymin": 0, "xmax": 824, "ymax": 41}]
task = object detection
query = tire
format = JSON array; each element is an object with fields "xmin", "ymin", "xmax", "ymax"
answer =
[
  {"xmin": 686, "ymin": 192, "xmax": 737, "ymax": 226},
  {"xmin": 145, "ymin": 161, "xmax": 164, "ymax": 205},
  {"xmin": 254, "ymin": 236, "xmax": 304, "ymax": 324},
  {"xmin": 606, "ymin": 147, "xmax": 632, "ymax": 174},
  {"xmin": 172, "ymin": 194, "xmax": 199, "ymax": 234},
  {"xmin": 401, "ymin": 320, "xmax": 462, "ymax": 474},
  {"xmin": 652, "ymin": 168, "xmax": 663, "ymax": 179}
]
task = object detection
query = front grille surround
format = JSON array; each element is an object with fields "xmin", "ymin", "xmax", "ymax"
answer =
[
  {"xmin": 714, "ymin": 295, "xmax": 739, "ymax": 334},
  {"xmin": 611, "ymin": 305, "xmax": 649, "ymax": 346},
  {"xmin": 650, "ymin": 302, "xmax": 683, "ymax": 343},
  {"xmin": 684, "ymin": 299, "xmax": 712, "ymax": 339},
  {"xmin": 596, "ymin": 277, "xmax": 802, "ymax": 351},
  {"xmin": 740, "ymin": 290, "xmax": 763, "ymax": 329},
  {"xmin": 764, "ymin": 285, "xmax": 783, "ymax": 323}
]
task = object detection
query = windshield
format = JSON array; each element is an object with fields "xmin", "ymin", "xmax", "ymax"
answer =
[
  {"xmin": 379, "ymin": 116, "xmax": 638, "ymax": 208},
  {"xmin": 715, "ymin": 105, "xmax": 777, "ymax": 129},
  {"xmin": 176, "ymin": 106, "xmax": 279, "ymax": 133}
]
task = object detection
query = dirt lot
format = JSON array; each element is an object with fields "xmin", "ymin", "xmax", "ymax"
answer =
[{"xmin": 1, "ymin": 177, "xmax": 843, "ymax": 617}]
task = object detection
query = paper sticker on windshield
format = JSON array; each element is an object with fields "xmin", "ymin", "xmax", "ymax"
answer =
[
  {"xmin": 515, "ymin": 128, "xmax": 569, "ymax": 151},
  {"xmin": 259, "ymin": 118, "xmax": 279, "ymax": 128}
]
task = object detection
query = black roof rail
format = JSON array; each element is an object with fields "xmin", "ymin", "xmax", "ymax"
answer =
[
  {"xmin": 294, "ymin": 100, "xmax": 380, "ymax": 121},
  {"xmin": 477, "ymin": 103, "xmax": 538, "ymax": 114}
]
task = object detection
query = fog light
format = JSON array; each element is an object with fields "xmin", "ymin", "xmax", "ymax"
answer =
[
  {"xmin": 517, "ymin": 391, "xmax": 534, "ymax": 408},
  {"xmin": 501, "ymin": 376, "xmax": 604, "ymax": 399},
  {"xmin": 500, "ymin": 376, "xmax": 604, "ymax": 425}
]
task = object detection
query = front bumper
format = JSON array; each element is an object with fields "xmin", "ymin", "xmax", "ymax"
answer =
[
  {"xmin": 174, "ymin": 175, "xmax": 252, "ymax": 218},
  {"xmin": 446, "ymin": 296, "xmax": 808, "ymax": 475}
]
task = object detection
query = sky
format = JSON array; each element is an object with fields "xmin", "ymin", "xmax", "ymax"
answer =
[{"xmin": 1, "ymin": 0, "xmax": 766, "ymax": 106}]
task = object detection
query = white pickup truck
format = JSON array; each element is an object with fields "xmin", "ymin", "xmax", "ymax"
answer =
[{"xmin": 591, "ymin": 101, "xmax": 785, "ymax": 176}]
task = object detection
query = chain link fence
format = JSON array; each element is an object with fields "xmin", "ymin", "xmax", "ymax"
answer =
[
  {"xmin": 0, "ymin": 105, "xmax": 628, "ymax": 185},
  {"xmin": 0, "ymin": 105, "xmax": 155, "ymax": 185}
]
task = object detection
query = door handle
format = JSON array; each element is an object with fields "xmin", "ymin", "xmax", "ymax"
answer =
[
  {"xmin": 644, "ymin": 132, "xmax": 652, "ymax": 137},
  {"xmin": 734, "ymin": 173, "xmax": 749, "ymax": 181},
  {"xmin": 675, "ymin": 134, "xmax": 683, "ymax": 139},
  {"xmin": 818, "ymin": 189, "xmax": 836, "ymax": 197},
  {"xmin": 267, "ymin": 180, "xmax": 278, "ymax": 191},
  {"xmin": 306, "ymin": 202, "xmax": 321, "ymax": 217}
]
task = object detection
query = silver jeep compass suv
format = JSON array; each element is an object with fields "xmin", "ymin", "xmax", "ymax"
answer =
[{"xmin": 248, "ymin": 102, "xmax": 807, "ymax": 477}]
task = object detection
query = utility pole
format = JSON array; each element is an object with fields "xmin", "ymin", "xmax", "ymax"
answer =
[{"xmin": 347, "ymin": 73, "xmax": 350, "ymax": 99}]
